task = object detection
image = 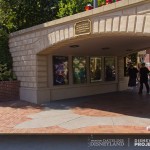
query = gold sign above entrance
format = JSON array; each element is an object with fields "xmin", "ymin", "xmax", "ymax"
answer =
[{"xmin": 74, "ymin": 19, "xmax": 91, "ymax": 36}]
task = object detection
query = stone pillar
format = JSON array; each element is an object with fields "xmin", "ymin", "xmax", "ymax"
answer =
[{"xmin": 117, "ymin": 57, "xmax": 128, "ymax": 91}]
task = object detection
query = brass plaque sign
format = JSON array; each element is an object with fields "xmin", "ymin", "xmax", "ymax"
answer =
[{"xmin": 74, "ymin": 19, "xmax": 91, "ymax": 36}]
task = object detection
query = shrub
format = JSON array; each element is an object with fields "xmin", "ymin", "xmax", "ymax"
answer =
[
  {"xmin": 0, "ymin": 29, "xmax": 12, "ymax": 69},
  {"xmin": 0, "ymin": 64, "xmax": 17, "ymax": 81}
]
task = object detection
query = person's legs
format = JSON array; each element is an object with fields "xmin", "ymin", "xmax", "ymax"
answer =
[
  {"xmin": 132, "ymin": 86, "xmax": 137, "ymax": 92},
  {"xmin": 144, "ymin": 81, "xmax": 149, "ymax": 93},
  {"xmin": 139, "ymin": 81, "xmax": 143, "ymax": 94}
]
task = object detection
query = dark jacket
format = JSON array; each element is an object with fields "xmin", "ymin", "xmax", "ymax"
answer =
[
  {"xmin": 128, "ymin": 67, "xmax": 138, "ymax": 87},
  {"xmin": 140, "ymin": 67, "xmax": 149, "ymax": 82},
  {"xmin": 128, "ymin": 67, "xmax": 138, "ymax": 79}
]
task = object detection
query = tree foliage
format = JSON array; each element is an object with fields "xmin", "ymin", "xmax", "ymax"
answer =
[
  {"xmin": 0, "ymin": 0, "xmax": 107, "ymax": 32},
  {"xmin": 0, "ymin": 0, "xmax": 59, "ymax": 70},
  {"xmin": 128, "ymin": 53, "xmax": 138, "ymax": 65},
  {"xmin": 57, "ymin": 0, "xmax": 109, "ymax": 18},
  {"xmin": 0, "ymin": 0, "xmax": 59, "ymax": 32},
  {"xmin": 57, "ymin": 0, "xmax": 92, "ymax": 18},
  {"xmin": 98, "ymin": 0, "xmax": 106, "ymax": 6},
  {"xmin": 0, "ymin": 29, "xmax": 12, "ymax": 69},
  {"xmin": 0, "ymin": 63, "xmax": 16, "ymax": 81}
]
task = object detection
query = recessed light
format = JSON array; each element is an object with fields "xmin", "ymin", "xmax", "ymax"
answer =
[
  {"xmin": 126, "ymin": 49, "xmax": 133, "ymax": 51},
  {"xmin": 70, "ymin": 45, "xmax": 79, "ymax": 48},
  {"xmin": 102, "ymin": 47, "xmax": 110, "ymax": 50}
]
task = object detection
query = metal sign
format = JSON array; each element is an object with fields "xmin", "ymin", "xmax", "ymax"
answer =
[{"xmin": 74, "ymin": 19, "xmax": 91, "ymax": 36}]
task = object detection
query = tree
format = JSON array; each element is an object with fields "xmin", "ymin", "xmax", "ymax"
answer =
[
  {"xmin": 0, "ymin": 0, "xmax": 59, "ymax": 32},
  {"xmin": 129, "ymin": 53, "xmax": 138, "ymax": 66},
  {"xmin": 57, "ymin": 0, "xmax": 92, "ymax": 18},
  {"xmin": 57, "ymin": 0, "xmax": 110, "ymax": 18},
  {"xmin": 0, "ymin": 0, "xmax": 60, "ymax": 71},
  {"xmin": 0, "ymin": 0, "xmax": 16, "ymax": 32},
  {"xmin": 0, "ymin": 29, "xmax": 12, "ymax": 69},
  {"xmin": 98, "ymin": 0, "xmax": 106, "ymax": 6}
]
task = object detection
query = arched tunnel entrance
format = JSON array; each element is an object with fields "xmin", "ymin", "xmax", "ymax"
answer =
[
  {"xmin": 39, "ymin": 33, "xmax": 150, "ymax": 57},
  {"xmin": 9, "ymin": 0, "xmax": 150, "ymax": 104},
  {"xmin": 36, "ymin": 33, "xmax": 150, "ymax": 102}
]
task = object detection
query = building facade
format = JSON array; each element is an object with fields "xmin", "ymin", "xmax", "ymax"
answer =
[{"xmin": 9, "ymin": 0, "xmax": 150, "ymax": 104}]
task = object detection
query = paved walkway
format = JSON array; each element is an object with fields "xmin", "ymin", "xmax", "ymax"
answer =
[{"xmin": 1, "ymin": 89, "xmax": 150, "ymax": 133}]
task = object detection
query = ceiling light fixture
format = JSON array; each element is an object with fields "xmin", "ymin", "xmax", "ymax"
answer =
[
  {"xmin": 102, "ymin": 47, "xmax": 110, "ymax": 50},
  {"xmin": 70, "ymin": 45, "xmax": 79, "ymax": 48},
  {"xmin": 126, "ymin": 49, "xmax": 133, "ymax": 52}
]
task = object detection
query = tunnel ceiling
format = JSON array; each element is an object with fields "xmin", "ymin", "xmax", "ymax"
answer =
[{"xmin": 40, "ymin": 34, "xmax": 150, "ymax": 57}]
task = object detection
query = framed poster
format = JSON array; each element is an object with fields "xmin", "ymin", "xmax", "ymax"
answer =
[
  {"xmin": 53, "ymin": 56, "xmax": 69, "ymax": 85},
  {"xmin": 72, "ymin": 56, "xmax": 87, "ymax": 84},
  {"xmin": 90, "ymin": 57, "xmax": 102, "ymax": 82},
  {"xmin": 104, "ymin": 57, "xmax": 116, "ymax": 81}
]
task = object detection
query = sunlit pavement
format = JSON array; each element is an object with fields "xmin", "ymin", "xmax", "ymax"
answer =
[{"xmin": 1, "ymin": 89, "xmax": 150, "ymax": 133}]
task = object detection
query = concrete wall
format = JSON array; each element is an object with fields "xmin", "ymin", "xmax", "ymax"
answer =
[{"xmin": 50, "ymin": 84, "xmax": 118, "ymax": 101}]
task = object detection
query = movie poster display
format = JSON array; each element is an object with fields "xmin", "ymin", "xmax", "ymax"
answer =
[
  {"xmin": 72, "ymin": 57, "xmax": 87, "ymax": 84},
  {"xmin": 104, "ymin": 57, "xmax": 116, "ymax": 81},
  {"xmin": 53, "ymin": 56, "xmax": 69, "ymax": 85},
  {"xmin": 90, "ymin": 57, "xmax": 102, "ymax": 82}
]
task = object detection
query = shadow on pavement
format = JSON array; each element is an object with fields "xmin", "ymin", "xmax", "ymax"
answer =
[
  {"xmin": 1, "ymin": 90, "xmax": 150, "ymax": 118},
  {"xmin": 43, "ymin": 91, "xmax": 150, "ymax": 118},
  {"xmin": 0, "ymin": 100, "xmax": 43, "ymax": 110}
]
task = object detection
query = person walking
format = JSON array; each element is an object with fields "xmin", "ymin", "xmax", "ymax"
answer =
[
  {"xmin": 128, "ymin": 64, "xmax": 139, "ymax": 89},
  {"xmin": 138, "ymin": 63, "xmax": 150, "ymax": 94}
]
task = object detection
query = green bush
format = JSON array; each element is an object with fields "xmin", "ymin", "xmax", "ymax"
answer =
[
  {"xmin": 0, "ymin": 64, "xmax": 17, "ymax": 81},
  {"xmin": 0, "ymin": 29, "xmax": 12, "ymax": 69}
]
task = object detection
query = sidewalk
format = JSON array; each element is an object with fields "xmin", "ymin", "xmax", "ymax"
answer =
[{"xmin": 0, "ymin": 89, "xmax": 150, "ymax": 133}]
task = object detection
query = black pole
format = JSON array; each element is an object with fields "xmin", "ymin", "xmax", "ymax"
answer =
[{"xmin": 93, "ymin": 0, "xmax": 98, "ymax": 8}]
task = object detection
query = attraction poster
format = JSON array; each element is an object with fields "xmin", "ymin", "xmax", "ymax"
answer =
[
  {"xmin": 72, "ymin": 56, "xmax": 87, "ymax": 84},
  {"xmin": 104, "ymin": 57, "xmax": 116, "ymax": 81},
  {"xmin": 53, "ymin": 56, "xmax": 69, "ymax": 85}
]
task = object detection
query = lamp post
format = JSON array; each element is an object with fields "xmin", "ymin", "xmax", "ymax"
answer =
[{"xmin": 93, "ymin": 0, "xmax": 98, "ymax": 8}]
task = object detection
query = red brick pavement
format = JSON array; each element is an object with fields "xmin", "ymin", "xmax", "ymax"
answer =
[{"xmin": 0, "ymin": 99, "xmax": 150, "ymax": 134}]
